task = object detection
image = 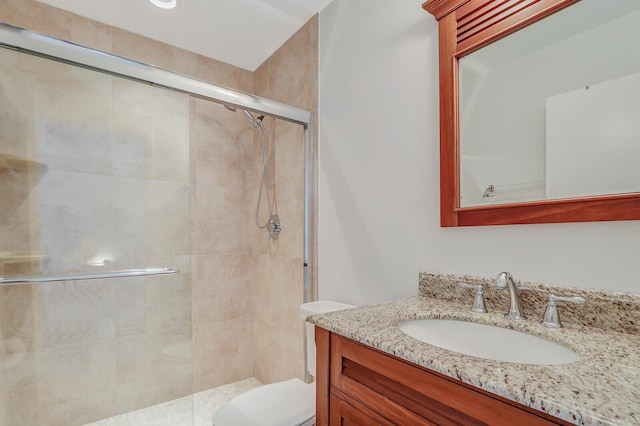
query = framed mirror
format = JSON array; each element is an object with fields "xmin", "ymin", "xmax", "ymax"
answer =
[{"xmin": 423, "ymin": 0, "xmax": 640, "ymax": 226}]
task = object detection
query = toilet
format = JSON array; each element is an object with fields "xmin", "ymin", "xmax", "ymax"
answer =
[{"xmin": 212, "ymin": 300, "xmax": 355, "ymax": 426}]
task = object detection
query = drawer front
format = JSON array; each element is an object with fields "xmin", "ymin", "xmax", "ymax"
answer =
[{"xmin": 330, "ymin": 393, "xmax": 398, "ymax": 426}]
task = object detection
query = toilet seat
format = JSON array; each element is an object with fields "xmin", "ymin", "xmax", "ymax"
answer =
[{"xmin": 212, "ymin": 378, "xmax": 315, "ymax": 426}]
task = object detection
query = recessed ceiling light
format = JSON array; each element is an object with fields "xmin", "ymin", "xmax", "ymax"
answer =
[{"xmin": 149, "ymin": 0, "xmax": 177, "ymax": 10}]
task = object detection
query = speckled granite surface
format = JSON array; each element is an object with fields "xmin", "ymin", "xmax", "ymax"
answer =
[
  {"xmin": 420, "ymin": 272, "xmax": 640, "ymax": 334},
  {"xmin": 309, "ymin": 273, "xmax": 640, "ymax": 425}
]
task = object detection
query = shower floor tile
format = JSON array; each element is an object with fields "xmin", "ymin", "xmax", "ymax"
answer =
[{"xmin": 84, "ymin": 378, "xmax": 262, "ymax": 426}]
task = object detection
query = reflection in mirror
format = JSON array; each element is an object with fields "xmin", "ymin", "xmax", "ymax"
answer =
[{"xmin": 459, "ymin": 0, "xmax": 640, "ymax": 208}]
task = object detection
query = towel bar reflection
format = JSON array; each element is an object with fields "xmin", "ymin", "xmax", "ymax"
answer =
[{"xmin": 0, "ymin": 268, "xmax": 179, "ymax": 286}]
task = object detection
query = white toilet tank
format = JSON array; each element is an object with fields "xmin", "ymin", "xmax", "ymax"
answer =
[{"xmin": 299, "ymin": 301, "xmax": 355, "ymax": 377}]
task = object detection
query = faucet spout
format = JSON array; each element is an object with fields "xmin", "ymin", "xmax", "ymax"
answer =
[{"xmin": 495, "ymin": 271, "xmax": 525, "ymax": 320}]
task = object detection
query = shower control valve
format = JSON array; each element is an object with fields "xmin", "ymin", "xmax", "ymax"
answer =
[{"xmin": 268, "ymin": 214, "xmax": 282, "ymax": 240}]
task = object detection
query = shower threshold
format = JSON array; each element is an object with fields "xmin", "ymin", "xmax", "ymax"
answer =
[{"xmin": 83, "ymin": 378, "xmax": 262, "ymax": 426}]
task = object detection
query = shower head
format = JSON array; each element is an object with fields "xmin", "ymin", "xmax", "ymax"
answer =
[
  {"xmin": 242, "ymin": 110, "xmax": 264, "ymax": 128},
  {"xmin": 224, "ymin": 105, "xmax": 263, "ymax": 128},
  {"xmin": 243, "ymin": 109, "xmax": 256, "ymax": 125}
]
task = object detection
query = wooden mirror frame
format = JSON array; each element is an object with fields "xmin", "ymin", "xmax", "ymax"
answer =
[{"xmin": 423, "ymin": 0, "xmax": 640, "ymax": 227}]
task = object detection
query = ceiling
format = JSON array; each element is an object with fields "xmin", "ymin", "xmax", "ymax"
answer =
[{"xmin": 36, "ymin": 0, "xmax": 334, "ymax": 71}]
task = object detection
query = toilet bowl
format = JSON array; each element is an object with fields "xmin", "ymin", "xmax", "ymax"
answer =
[{"xmin": 212, "ymin": 300, "xmax": 355, "ymax": 426}]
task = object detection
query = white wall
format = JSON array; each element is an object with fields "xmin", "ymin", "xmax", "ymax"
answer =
[
  {"xmin": 546, "ymin": 72, "xmax": 640, "ymax": 199},
  {"xmin": 317, "ymin": 0, "xmax": 640, "ymax": 306}
]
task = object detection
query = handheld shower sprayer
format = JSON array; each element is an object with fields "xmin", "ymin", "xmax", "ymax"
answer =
[
  {"xmin": 224, "ymin": 105, "xmax": 264, "ymax": 127},
  {"xmin": 223, "ymin": 104, "xmax": 281, "ymax": 240},
  {"xmin": 242, "ymin": 110, "xmax": 265, "ymax": 128}
]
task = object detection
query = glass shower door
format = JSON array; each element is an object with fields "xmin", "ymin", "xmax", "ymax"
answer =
[{"xmin": 0, "ymin": 46, "xmax": 193, "ymax": 426}]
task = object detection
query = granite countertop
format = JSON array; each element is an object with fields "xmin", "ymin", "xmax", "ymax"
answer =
[{"xmin": 309, "ymin": 274, "xmax": 640, "ymax": 426}]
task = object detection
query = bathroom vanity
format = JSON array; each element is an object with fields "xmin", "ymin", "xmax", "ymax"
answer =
[
  {"xmin": 316, "ymin": 329, "xmax": 570, "ymax": 425},
  {"xmin": 309, "ymin": 273, "xmax": 640, "ymax": 425}
]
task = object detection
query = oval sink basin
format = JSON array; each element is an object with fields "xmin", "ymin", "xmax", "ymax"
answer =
[{"xmin": 399, "ymin": 319, "xmax": 580, "ymax": 365}]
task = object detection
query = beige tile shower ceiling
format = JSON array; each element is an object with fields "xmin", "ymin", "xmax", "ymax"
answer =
[{"xmin": 35, "ymin": 0, "xmax": 334, "ymax": 71}]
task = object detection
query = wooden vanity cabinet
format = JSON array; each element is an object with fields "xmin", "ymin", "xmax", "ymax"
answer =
[{"xmin": 315, "ymin": 327, "xmax": 572, "ymax": 426}]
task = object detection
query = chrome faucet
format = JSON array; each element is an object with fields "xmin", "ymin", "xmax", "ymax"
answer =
[{"xmin": 495, "ymin": 272, "xmax": 525, "ymax": 320}]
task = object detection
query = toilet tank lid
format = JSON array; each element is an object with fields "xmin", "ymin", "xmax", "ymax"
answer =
[
  {"xmin": 213, "ymin": 378, "xmax": 314, "ymax": 426},
  {"xmin": 299, "ymin": 300, "xmax": 356, "ymax": 318}
]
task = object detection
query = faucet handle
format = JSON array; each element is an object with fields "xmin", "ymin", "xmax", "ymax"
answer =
[
  {"xmin": 458, "ymin": 282, "xmax": 487, "ymax": 314},
  {"xmin": 541, "ymin": 294, "xmax": 586, "ymax": 328}
]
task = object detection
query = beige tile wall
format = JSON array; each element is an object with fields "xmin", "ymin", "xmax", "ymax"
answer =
[
  {"xmin": 189, "ymin": 96, "xmax": 256, "ymax": 394},
  {"xmin": 0, "ymin": 0, "xmax": 253, "ymax": 92},
  {"xmin": 252, "ymin": 16, "xmax": 319, "ymax": 384},
  {"xmin": 0, "ymin": 0, "xmax": 318, "ymax": 424}
]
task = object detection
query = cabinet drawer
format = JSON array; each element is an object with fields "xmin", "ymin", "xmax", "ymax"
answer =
[
  {"xmin": 330, "ymin": 392, "xmax": 398, "ymax": 426},
  {"xmin": 329, "ymin": 334, "xmax": 569, "ymax": 426}
]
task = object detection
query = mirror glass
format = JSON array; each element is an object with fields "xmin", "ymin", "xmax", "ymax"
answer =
[{"xmin": 459, "ymin": 0, "xmax": 640, "ymax": 208}]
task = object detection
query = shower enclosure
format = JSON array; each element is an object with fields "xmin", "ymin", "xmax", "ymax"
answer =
[{"xmin": 0, "ymin": 23, "xmax": 312, "ymax": 426}]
